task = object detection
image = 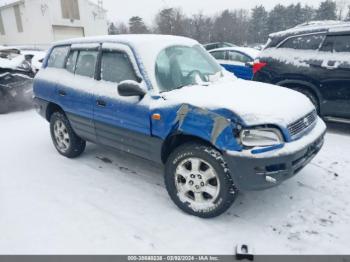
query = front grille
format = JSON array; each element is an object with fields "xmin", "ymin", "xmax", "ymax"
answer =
[{"xmin": 288, "ymin": 110, "xmax": 317, "ymax": 139}]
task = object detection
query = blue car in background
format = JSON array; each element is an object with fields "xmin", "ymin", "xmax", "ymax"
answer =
[{"xmin": 209, "ymin": 47, "xmax": 260, "ymax": 80}]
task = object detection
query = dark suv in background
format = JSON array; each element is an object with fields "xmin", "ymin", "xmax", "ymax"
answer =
[{"xmin": 253, "ymin": 21, "xmax": 350, "ymax": 124}]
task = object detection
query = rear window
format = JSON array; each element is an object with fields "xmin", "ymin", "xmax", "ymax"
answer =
[
  {"xmin": 47, "ymin": 46, "xmax": 70, "ymax": 68},
  {"xmin": 228, "ymin": 51, "xmax": 251, "ymax": 63},
  {"xmin": 321, "ymin": 35, "xmax": 350, "ymax": 53},
  {"xmin": 75, "ymin": 50, "xmax": 98, "ymax": 78},
  {"xmin": 100, "ymin": 51, "xmax": 137, "ymax": 83},
  {"xmin": 280, "ymin": 34, "xmax": 325, "ymax": 50}
]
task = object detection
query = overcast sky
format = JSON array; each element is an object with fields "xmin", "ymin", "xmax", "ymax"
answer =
[{"xmin": 101, "ymin": 0, "xmax": 325, "ymax": 24}]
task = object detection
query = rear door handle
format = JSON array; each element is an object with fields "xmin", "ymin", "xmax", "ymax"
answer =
[
  {"xmin": 58, "ymin": 90, "xmax": 66, "ymax": 97},
  {"xmin": 96, "ymin": 99, "xmax": 106, "ymax": 107}
]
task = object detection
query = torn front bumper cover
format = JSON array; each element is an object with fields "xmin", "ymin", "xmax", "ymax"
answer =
[
  {"xmin": 224, "ymin": 118, "xmax": 327, "ymax": 191},
  {"xmin": 0, "ymin": 72, "xmax": 33, "ymax": 98}
]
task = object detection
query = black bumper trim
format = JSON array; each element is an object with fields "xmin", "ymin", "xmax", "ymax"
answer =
[
  {"xmin": 223, "ymin": 134, "xmax": 325, "ymax": 191},
  {"xmin": 33, "ymin": 97, "xmax": 49, "ymax": 120}
]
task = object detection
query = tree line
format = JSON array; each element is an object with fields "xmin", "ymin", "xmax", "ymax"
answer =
[{"xmin": 108, "ymin": 0, "xmax": 350, "ymax": 45}]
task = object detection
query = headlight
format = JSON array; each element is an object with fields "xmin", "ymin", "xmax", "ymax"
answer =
[{"xmin": 240, "ymin": 128, "xmax": 283, "ymax": 147}]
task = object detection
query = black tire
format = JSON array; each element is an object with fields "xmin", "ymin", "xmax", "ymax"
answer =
[
  {"xmin": 0, "ymin": 91, "xmax": 10, "ymax": 114},
  {"xmin": 293, "ymin": 88, "xmax": 320, "ymax": 114},
  {"xmin": 50, "ymin": 111, "xmax": 86, "ymax": 158},
  {"xmin": 165, "ymin": 142, "xmax": 237, "ymax": 218}
]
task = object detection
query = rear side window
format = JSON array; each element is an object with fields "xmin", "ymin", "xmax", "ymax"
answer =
[
  {"xmin": 75, "ymin": 51, "xmax": 98, "ymax": 78},
  {"xmin": 280, "ymin": 34, "xmax": 325, "ymax": 50},
  {"xmin": 47, "ymin": 46, "xmax": 70, "ymax": 68},
  {"xmin": 228, "ymin": 51, "xmax": 251, "ymax": 63},
  {"xmin": 334, "ymin": 35, "xmax": 350, "ymax": 52},
  {"xmin": 100, "ymin": 51, "xmax": 137, "ymax": 83},
  {"xmin": 321, "ymin": 35, "xmax": 350, "ymax": 53},
  {"xmin": 211, "ymin": 51, "xmax": 226, "ymax": 60},
  {"xmin": 66, "ymin": 50, "xmax": 78, "ymax": 73}
]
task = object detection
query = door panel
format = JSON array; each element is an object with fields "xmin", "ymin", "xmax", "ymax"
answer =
[
  {"xmin": 93, "ymin": 45, "xmax": 155, "ymax": 160},
  {"xmin": 318, "ymin": 34, "xmax": 350, "ymax": 118},
  {"xmin": 318, "ymin": 63, "xmax": 350, "ymax": 118},
  {"xmin": 56, "ymin": 48, "xmax": 99, "ymax": 142},
  {"xmin": 220, "ymin": 62, "xmax": 253, "ymax": 80},
  {"xmin": 225, "ymin": 51, "xmax": 254, "ymax": 80},
  {"xmin": 56, "ymin": 70, "xmax": 96, "ymax": 142}
]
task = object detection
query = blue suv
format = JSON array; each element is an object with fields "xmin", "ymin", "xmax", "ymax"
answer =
[{"xmin": 34, "ymin": 35, "xmax": 326, "ymax": 218}]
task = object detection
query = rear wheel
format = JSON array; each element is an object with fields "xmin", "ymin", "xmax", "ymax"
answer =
[
  {"xmin": 165, "ymin": 142, "xmax": 237, "ymax": 218},
  {"xmin": 50, "ymin": 111, "xmax": 86, "ymax": 158},
  {"xmin": 0, "ymin": 91, "xmax": 10, "ymax": 114}
]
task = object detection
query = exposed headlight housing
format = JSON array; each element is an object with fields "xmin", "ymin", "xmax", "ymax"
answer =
[{"xmin": 240, "ymin": 128, "xmax": 283, "ymax": 147}]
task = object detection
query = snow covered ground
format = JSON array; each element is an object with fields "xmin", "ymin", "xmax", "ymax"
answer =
[{"xmin": 0, "ymin": 110, "xmax": 349, "ymax": 255}]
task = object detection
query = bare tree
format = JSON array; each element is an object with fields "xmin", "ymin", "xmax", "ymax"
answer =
[
  {"xmin": 108, "ymin": 21, "xmax": 129, "ymax": 34},
  {"xmin": 336, "ymin": 0, "xmax": 350, "ymax": 19},
  {"xmin": 346, "ymin": 5, "xmax": 350, "ymax": 20},
  {"xmin": 155, "ymin": 8, "xmax": 187, "ymax": 36},
  {"xmin": 114, "ymin": 1, "xmax": 347, "ymax": 44},
  {"xmin": 190, "ymin": 12, "xmax": 213, "ymax": 43},
  {"xmin": 129, "ymin": 16, "xmax": 149, "ymax": 34}
]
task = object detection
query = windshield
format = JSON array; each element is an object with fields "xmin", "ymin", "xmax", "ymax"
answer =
[{"xmin": 155, "ymin": 45, "xmax": 222, "ymax": 92}]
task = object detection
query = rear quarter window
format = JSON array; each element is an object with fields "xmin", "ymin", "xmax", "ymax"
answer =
[
  {"xmin": 47, "ymin": 46, "xmax": 70, "ymax": 68},
  {"xmin": 321, "ymin": 35, "xmax": 350, "ymax": 53},
  {"xmin": 211, "ymin": 51, "xmax": 226, "ymax": 60},
  {"xmin": 280, "ymin": 34, "xmax": 325, "ymax": 50},
  {"xmin": 228, "ymin": 51, "xmax": 251, "ymax": 63}
]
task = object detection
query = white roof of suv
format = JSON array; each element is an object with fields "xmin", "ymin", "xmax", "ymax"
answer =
[
  {"xmin": 56, "ymin": 34, "xmax": 197, "ymax": 52},
  {"xmin": 270, "ymin": 20, "xmax": 350, "ymax": 38},
  {"xmin": 56, "ymin": 34, "xmax": 199, "ymax": 89}
]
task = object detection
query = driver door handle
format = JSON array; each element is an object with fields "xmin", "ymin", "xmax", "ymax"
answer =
[
  {"xmin": 96, "ymin": 99, "xmax": 106, "ymax": 107},
  {"xmin": 322, "ymin": 64, "xmax": 338, "ymax": 70},
  {"xmin": 322, "ymin": 61, "xmax": 339, "ymax": 70},
  {"xmin": 58, "ymin": 90, "xmax": 66, "ymax": 97}
]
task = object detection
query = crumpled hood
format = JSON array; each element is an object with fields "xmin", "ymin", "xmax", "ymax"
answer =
[{"xmin": 162, "ymin": 78, "xmax": 315, "ymax": 127}]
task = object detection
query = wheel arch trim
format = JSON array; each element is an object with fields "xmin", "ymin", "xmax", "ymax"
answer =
[{"xmin": 276, "ymin": 79, "xmax": 322, "ymax": 100}]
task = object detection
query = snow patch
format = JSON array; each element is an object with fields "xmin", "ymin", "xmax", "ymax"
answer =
[
  {"xmin": 159, "ymin": 78, "xmax": 315, "ymax": 127},
  {"xmin": 259, "ymin": 48, "xmax": 350, "ymax": 68}
]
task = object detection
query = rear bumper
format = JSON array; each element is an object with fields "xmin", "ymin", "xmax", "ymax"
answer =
[
  {"xmin": 224, "ymin": 118, "xmax": 326, "ymax": 191},
  {"xmin": 33, "ymin": 97, "xmax": 49, "ymax": 120}
]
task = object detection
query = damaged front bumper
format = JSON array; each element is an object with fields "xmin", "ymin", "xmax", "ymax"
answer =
[
  {"xmin": 224, "ymin": 118, "xmax": 327, "ymax": 191},
  {"xmin": 0, "ymin": 72, "xmax": 33, "ymax": 98}
]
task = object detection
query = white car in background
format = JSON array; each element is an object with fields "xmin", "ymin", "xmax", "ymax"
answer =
[{"xmin": 209, "ymin": 47, "xmax": 260, "ymax": 80}]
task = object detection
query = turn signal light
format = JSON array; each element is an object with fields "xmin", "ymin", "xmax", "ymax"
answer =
[{"xmin": 152, "ymin": 113, "xmax": 161, "ymax": 120}]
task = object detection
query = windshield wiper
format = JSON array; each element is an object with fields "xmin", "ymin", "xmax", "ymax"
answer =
[{"xmin": 174, "ymin": 84, "xmax": 189, "ymax": 90}]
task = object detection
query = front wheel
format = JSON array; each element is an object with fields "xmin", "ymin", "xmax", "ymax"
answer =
[
  {"xmin": 292, "ymin": 87, "xmax": 320, "ymax": 114},
  {"xmin": 50, "ymin": 111, "xmax": 86, "ymax": 158},
  {"xmin": 165, "ymin": 143, "xmax": 237, "ymax": 218}
]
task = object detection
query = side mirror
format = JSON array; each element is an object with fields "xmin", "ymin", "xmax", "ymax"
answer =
[
  {"xmin": 118, "ymin": 81, "xmax": 146, "ymax": 98},
  {"xmin": 245, "ymin": 61, "xmax": 254, "ymax": 68}
]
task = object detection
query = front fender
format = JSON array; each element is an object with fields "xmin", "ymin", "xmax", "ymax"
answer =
[{"xmin": 151, "ymin": 104, "xmax": 242, "ymax": 152}]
